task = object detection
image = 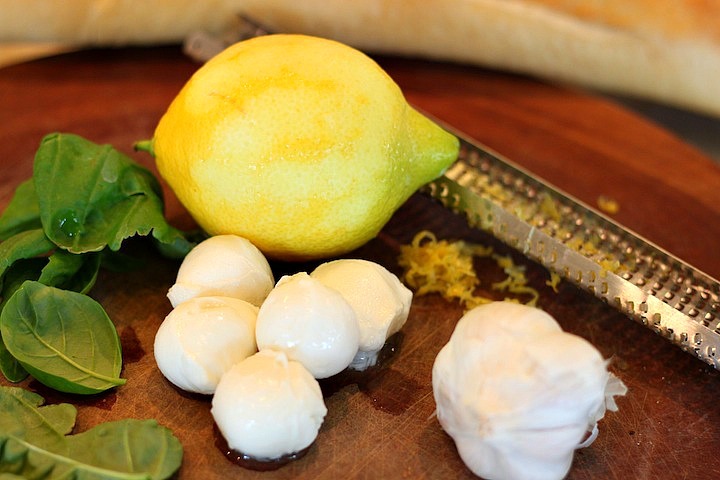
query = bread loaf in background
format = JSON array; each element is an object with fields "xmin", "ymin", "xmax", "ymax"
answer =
[{"xmin": 1, "ymin": 0, "xmax": 719, "ymax": 117}]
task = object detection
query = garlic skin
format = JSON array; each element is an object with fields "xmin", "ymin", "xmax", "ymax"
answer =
[
  {"xmin": 211, "ymin": 349, "xmax": 327, "ymax": 460},
  {"xmin": 310, "ymin": 259, "xmax": 412, "ymax": 370},
  {"xmin": 256, "ymin": 272, "xmax": 360, "ymax": 379},
  {"xmin": 167, "ymin": 234, "xmax": 274, "ymax": 308},
  {"xmin": 432, "ymin": 302, "xmax": 626, "ymax": 480},
  {"xmin": 154, "ymin": 296, "xmax": 258, "ymax": 394}
]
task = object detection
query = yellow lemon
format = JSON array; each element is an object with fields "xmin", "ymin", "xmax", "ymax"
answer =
[{"xmin": 152, "ymin": 34, "xmax": 459, "ymax": 261}]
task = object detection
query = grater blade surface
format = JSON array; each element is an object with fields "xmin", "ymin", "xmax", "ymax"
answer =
[{"xmin": 425, "ymin": 134, "xmax": 720, "ymax": 369}]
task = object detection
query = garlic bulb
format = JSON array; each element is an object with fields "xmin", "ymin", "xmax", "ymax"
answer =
[
  {"xmin": 432, "ymin": 302, "xmax": 626, "ymax": 480},
  {"xmin": 310, "ymin": 259, "xmax": 412, "ymax": 370},
  {"xmin": 167, "ymin": 234, "xmax": 274, "ymax": 308}
]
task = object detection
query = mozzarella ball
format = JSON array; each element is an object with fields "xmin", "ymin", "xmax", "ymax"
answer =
[
  {"xmin": 432, "ymin": 302, "xmax": 626, "ymax": 480},
  {"xmin": 154, "ymin": 296, "xmax": 258, "ymax": 394},
  {"xmin": 256, "ymin": 272, "xmax": 360, "ymax": 379},
  {"xmin": 167, "ymin": 234, "xmax": 274, "ymax": 308},
  {"xmin": 311, "ymin": 259, "xmax": 412, "ymax": 369},
  {"xmin": 211, "ymin": 349, "xmax": 327, "ymax": 460}
]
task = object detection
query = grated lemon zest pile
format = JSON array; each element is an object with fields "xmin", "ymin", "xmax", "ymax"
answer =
[
  {"xmin": 398, "ymin": 231, "xmax": 546, "ymax": 310},
  {"xmin": 398, "ymin": 231, "xmax": 489, "ymax": 308}
]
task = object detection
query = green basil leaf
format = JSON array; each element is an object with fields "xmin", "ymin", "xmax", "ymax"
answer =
[
  {"xmin": 0, "ymin": 436, "xmax": 152, "ymax": 480},
  {"xmin": 0, "ymin": 281, "xmax": 125, "ymax": 394},
  {"xmin": 0, "ymin": 250, "xmax": 99, "ymax": 382},
  {"xmin": 99, "ymin": 249, "xmax": 146, "ymax": 273},
  {"xmin": 39, "ymin": 250, "xmax": 101, "ymax": 294},
  {"xmin": 151, "ymin": 230, "xmax": 194, "ymax": 260},
  {"xmin": 0, "ymin": 341, "xmax": 26, "ymax": 384},
  {"xmin": 33, "ymin": 132, "xmax": 193, "ymax": 257},
  {"xmin": 67, "ymin": 420, "xmax": 183, "ymax": 480},
  {"xmin": 0, "ymin": 259, "xmax": 45, "ymax": 383},
  {"xmin": 0, "ymin": 179, "xmax": 41, "ymax": 242},
  {"xmin": 0, "ymin": 386, "xmax": 76, "ymax": 439},
  {"xmin": 0, "ymin": 259, "xmax": 47, "ymax": 307},
  {"xmin": 0, "ymin": 230, "xmax": 55, "ymax": 291},
  {"xmin": 0, "ymin": 387, "xmax": 182, "ymax": 480}
]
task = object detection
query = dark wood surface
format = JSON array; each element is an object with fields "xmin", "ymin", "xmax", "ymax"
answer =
[{"xmin": 1, "ymin": 46, "xmax": 719, "ymax": 479}]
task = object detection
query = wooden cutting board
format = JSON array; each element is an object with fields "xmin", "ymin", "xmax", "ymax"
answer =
[{"xmin": 1, "ymin": 46, "xmax": 719, "ymax": 479}]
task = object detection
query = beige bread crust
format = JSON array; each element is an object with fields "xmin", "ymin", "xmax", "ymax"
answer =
[
  {"xmin": 1, "ymin": 0, "xmax": 718, "ymax": 116},
  {"xmin": 235, "ymin": 0, "xmax": 720, "ymax": 117},
  {"xmin": 0, "ymin": 0, "xmax": 243, "ymax": 45},
  {"xmin": 523, "ymin": 0, "xmax": 720, "ymax": 43}
]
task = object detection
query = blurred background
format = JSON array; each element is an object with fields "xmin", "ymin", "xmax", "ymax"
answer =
[
  {"xmin": 614, "ymin": 98, "xmax": 720, "ymax": 164},
  {"xmin": 1, "ymin": 1, "xmax": 718, "ymax": 163}
]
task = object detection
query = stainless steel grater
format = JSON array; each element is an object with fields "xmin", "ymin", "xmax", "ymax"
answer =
[{"xmin": 424, "ymin": 132, "xmax": 720, "ymax": 369}]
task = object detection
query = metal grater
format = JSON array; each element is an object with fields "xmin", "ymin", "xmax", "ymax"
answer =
[{"xmin": 424, "ymin": 133, "xmax": 720, "ymax": 369}]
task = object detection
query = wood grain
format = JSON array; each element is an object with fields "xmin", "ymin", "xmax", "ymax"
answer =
[{"xmin": 1, "ymin": 46, "xmax": 719, "ymax": 479}]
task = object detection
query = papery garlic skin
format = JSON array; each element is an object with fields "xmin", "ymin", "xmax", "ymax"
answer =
[
  {"xmin": 167, "ymin": 234, "xmax": 274, "ymax": 308},
  {"xmin": 154, "ymin": 296, "xmax": 258, "ymax": 394},
  {"xmin": 310, "ymin": 259, "xmax": 412, "ymax": 370},
  {"xmin": 211, "ymin": 349, "xmax": 327, "ymax": 460},
  {"xmin": 256, "ymin": 272, "xmax": 360, "ymax": 379},
  {"xmin": 432, "ymin": 302, "xmax": 626, "ymax": 480}
]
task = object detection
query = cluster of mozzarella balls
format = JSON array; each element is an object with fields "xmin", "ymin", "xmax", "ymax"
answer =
[{"xmin": 153, "ymin": 235, "xmax": 412, "ymax": 461}]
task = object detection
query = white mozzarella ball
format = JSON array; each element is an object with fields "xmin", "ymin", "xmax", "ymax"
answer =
[
  {"xmin": 154, "ymin": 296, "xmax": 258, "ymax": 394},
  {"xmin": 256, "ymin": 272, "xmax": 360, "ymax": 379},
  {"xmin": 211, "ymin": 349, "xmax": 327, "ymax": 460},
  {"xmin": 311, "ymin": 259, "xmax": 412, "ymax": 369},
  {"xmin": 167, "ymin": 234, "xmax": 274, "ymax": 308}
]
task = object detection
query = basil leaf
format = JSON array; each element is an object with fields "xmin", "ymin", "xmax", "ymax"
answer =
[
  {"xmin": 0, "ymin": 230, "xmax": 98, "ymax": 297},
  {"xmin": 0, "ymin": 387, "xmax": 75, "ymax": 450},
  {"xmin": 0, "ymin": 259, "xmax": 44, "ymax": 383},
  {"xmin": 0, "ymin": 340, "xmax": 26, "ymax": 383},
  {"xmin": 0, "ymin": 387, "xmax": 183, "ymax": 480},
  {"xmin": 0, "ymin": 179, "xmax": 41, "ymax": 242},
  {"xmin": 0, "ymin": 341, "xmax": 26, "ymax": 384},
  {"xmin": 99, "ymin": 249, "xmax": 146, "ymax": 273},
  {"xmin": 0, "ymin": 258, "xmax": 46, "ymax": 313},
  {"xmin": 0, "ymin": 247, "xmax": 100, "ymax": 383},
  {"xmin": 0, "ymin": 281, "xmax": 125, "ymax": 394},
  {"xmin": 0, "ymin": 229, "xmax": 55, "ymax": 291},
  {"xmin": 152, "ymin": 233, "xmax": 194, "ymax": 260},
  {"xmin": 39, "ymin": 250, "xmax": 101, "ymax": 294},
  {"xmin": 34, "ymin": 133, "xmax": 193, "ymax": 257},
  {"xmin": 67, "ymin": 420, "xmax": 184, "ymax": 480}
]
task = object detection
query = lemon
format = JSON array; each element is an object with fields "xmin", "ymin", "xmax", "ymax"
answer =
[{"xmin": 152, "ymin": 34, "xmax": 459, "ymax": 261}]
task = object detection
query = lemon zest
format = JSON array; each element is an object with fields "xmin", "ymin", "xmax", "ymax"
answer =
[
  {"xmin": 545, "ymin": 270, "xmax": 562, "ymax": 293},
  {"xmin": 597, "ymin": 195, "xmax": 620, "ymax": 214},
  {"xmin": 538, "ymin": 193, "xmax": 561, "ymax": 222},
  {"xmin": 397, "ymin": 230, "xmax": 541, "ymax": 309}
]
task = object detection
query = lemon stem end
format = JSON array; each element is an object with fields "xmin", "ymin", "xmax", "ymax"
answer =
[{"xmin": 134, "ymin": 139, "xmax": 155, "ymax": 157}]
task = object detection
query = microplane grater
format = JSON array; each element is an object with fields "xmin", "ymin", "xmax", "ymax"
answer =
[{"xmin": 424, "ymin": 133, "xmax": 720, "ymax": 369}]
